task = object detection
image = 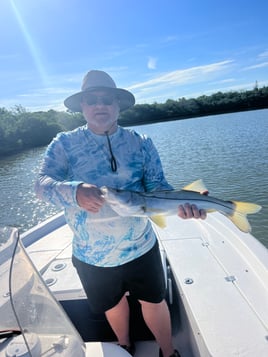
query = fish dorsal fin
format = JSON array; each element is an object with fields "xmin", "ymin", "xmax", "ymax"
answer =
[
  {"xmin": 150, "ymin": 215, "xmax": 167, "ymax": 228},
  {"xmin": 183, "ymin": 179, "xmax": 209, "ymax": 194}
]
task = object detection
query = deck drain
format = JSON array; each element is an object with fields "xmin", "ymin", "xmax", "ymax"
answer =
[
  {"xmin": 184, "ymin": 278, "xmax": 194, "ymax": 285},
  {"xmin": 45, "ymin": 277, "xmax": 57, "ymax": 287},
  {"xmin": 52, "ymin": 262, "xmax": 67, "ymax": 271}
]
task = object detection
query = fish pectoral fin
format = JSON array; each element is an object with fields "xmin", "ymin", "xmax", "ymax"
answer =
[
  {"xmin": 206, "ymin": 208, "xmax": 216, "ymax": 213},
  {"xmin": 182, "ymin": 179, "xmax": 209, "ymax": 194},
  {"xmin": 150, "ymin": 215, "xmax": 167, "ymax": 228}
]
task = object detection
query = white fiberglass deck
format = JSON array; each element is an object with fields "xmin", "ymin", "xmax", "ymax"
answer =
[
  {"xmin": 155, "ymin": 213, "xmax": 268, "ymax": 356},
  {"xmin": 22, "ymin": 211, "xmax": 268, "ymax": 356}
]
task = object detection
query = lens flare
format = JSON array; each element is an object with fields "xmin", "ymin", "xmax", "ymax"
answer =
[{"xmin": 10, "ymin": 0, "xmax": 48, "ymax": 86}]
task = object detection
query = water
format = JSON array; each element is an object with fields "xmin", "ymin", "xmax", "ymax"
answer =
[{"xmin": 0, "ymin": 109, "xmax": 267, "ymax": 248}]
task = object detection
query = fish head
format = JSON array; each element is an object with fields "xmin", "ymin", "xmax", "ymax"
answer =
[{"xmin": 100, "ymin": 187, "xmax": 145, "ymax": 216}]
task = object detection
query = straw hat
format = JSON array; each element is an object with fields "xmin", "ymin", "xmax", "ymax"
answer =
[{"xmin": 64, "ymin": 70, "xmax": 135, "ymax": 112}]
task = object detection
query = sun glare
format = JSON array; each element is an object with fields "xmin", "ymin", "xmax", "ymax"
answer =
[{"xmin": 10, "ymin": 0, "xmax": 48, "ymax": 86}]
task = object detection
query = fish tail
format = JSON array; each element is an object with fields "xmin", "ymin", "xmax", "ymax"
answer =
[{"xmin": 228, "ymin": 201, "xmax": 262, "ymax": 233}]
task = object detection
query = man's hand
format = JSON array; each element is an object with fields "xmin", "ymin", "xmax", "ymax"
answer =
[
  {"xmin": 178, "ymin": 203, "xmax": 206, "ymax": 220},
  {"xmin": 76, "ymin": 183, "xmax": 105, "ymax": 213}
]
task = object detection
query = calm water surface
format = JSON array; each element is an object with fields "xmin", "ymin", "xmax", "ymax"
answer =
[{"xmin": 0, "ymin": 109, "xmax": 267, "ymax": 247}]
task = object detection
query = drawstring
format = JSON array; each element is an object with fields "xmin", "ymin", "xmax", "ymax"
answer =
[{"xmin": 105, "ymin": 131, "xmax": 117, "ymax": 172}]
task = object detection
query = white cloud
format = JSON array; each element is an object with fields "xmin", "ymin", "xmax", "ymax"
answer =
[
  {"xmin": 147, "ymin": 57, "xmax": 157, "ymax": 70},
  {"xmin": 126, "ymin": 60, "xmax": 236, "ymax": 104},
  {"xmin": 242, "ymin": 61, "xmax": 268, "ymax": 70},
  {"xmin": 215, "ymin": 78, "xmax": 236, "ymax": 84},
  {"xmin": 135, "ymin": 78, "xmax": 268, "ymax": 105},
  {"xmin": 258, "ymin": 50, "xmax": 268, "ymax": 58},
  {"xmin": 161, "ymin": 35, "xmax": 178, "ymax": 43},
  {"xmin": 128, "ymin": 60, "xmax": 234, "ymax": 92}
]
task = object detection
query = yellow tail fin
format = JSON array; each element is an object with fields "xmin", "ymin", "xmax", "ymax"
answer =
[
  {"xmin": 233, "ymin": 201, "xmax": 262, "ymax": 215},
  {"xmin": 229, "ymin": 201, "xmax": 262, "ymax": 233}
]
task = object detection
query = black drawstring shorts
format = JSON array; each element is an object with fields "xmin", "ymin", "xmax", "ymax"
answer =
[{"xmin": 72, "ymin": 241, "xmax": 166, "ymax": 313}]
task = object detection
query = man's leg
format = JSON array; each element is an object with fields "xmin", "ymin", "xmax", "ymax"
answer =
[
  {"xmin": 140, "ymin": 299, "xmax": 174, "ymax": 357},
  {"xmin": 105, "ymin": 294, "xmax": 130, "ymax": 346}
]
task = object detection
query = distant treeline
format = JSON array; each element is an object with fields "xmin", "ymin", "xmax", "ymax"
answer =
[
  {"xmin": 1, "ymin": 86, "xmax": 268, "ymax": 157},
  {"xmin": 119, "ymin": 85, "xmax": 268, "ymax": 125}
]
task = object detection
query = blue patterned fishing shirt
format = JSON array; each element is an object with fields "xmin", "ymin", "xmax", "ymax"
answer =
[{"xmin": 35, "ymin": 125, "xmax": 172, "ymax": 267}]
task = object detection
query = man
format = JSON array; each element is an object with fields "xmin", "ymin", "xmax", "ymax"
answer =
[{"xmin": 35, "ymin": 70, "xmax": 206, "ymax": 357}]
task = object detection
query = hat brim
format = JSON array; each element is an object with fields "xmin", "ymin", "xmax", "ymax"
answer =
[{"xmin": 64, "ymin": 87, "xmax": 135, "ymax": 113}]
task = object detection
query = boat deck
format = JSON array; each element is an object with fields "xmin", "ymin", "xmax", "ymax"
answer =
[
  {"xmin": 22, "ymin": 212, "xmax": 268, "ymax": 356},
  {"xmin": 155, "ymin": 214, "xmax": 268, "ymax": 356}
]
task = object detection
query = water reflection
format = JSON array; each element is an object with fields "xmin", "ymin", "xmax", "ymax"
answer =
[{"xmin": 0, "ymin": 148, "xmax": 60, "ymax": 230}]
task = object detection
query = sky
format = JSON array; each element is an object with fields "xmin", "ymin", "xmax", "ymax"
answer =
[{"xmin": 1, "ymin": 0, "xmax": 268, "ymax": 112}]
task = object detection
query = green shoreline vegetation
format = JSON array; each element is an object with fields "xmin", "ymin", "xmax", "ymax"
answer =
[{"xmin": 1, "ymin": 86, "xmax": 268, "ymax": 157}]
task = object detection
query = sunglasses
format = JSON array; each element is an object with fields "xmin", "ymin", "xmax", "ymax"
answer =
[{"xmin": 83, "ymin": 94, "xmax": 116, "ymax": 106}]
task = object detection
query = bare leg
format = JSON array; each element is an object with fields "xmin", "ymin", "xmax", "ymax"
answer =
[
  {"xmin": 140, "ymin": 299, "xmax": 174, "ymax": 357},
  {"xmin": 105, "ymin": 294, "xmax": 130, "ymax": 346}
]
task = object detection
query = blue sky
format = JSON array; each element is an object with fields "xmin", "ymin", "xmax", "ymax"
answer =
[{"xmin": 1, "ymin": 0, "xmax": 268, "ymax": 112}]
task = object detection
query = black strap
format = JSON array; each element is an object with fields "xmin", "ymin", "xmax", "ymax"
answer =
[{"xmin": 105, "ymin": 132, "xmax": 117, "ymax": 172}]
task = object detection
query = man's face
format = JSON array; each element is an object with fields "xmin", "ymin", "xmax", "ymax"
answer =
[{"xmin": 80, "ymin": 90, "xmax": 120, "ymax": 134}]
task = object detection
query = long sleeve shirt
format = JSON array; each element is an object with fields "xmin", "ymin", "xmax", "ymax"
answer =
[{"xmin": 35, "ymin": 125, "xmax": 172, "ymax": 267}]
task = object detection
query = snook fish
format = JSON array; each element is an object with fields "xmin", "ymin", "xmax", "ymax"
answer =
[{"xmin": 101, "ymin": 180, "xmax": 262, "ymax": 233}]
